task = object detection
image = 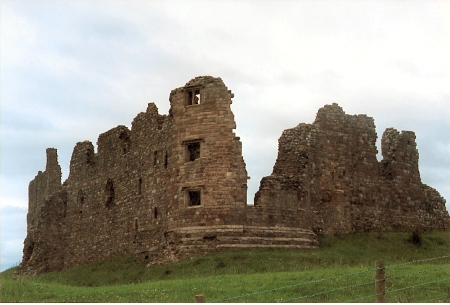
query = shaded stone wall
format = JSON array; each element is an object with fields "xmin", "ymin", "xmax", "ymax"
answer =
[
  {"xmin": 18, "ymin": 76, "xmax": 311, "ymax": 277},
  {"xmin": 255, "ymin": 103, "xmax": 450, "ymax": 235},
  {"xmin": 16, "ymin": 78, "xmax": 449, "ymax": 277}
]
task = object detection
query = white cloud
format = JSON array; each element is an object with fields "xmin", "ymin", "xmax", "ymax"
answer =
[
  {"xmin": 0, "ymin": 197, "xmax": 27, "ymax": 210},
  {"xmin": 0, "ymin": 5, "xmax": 37, "ymax": 68}
]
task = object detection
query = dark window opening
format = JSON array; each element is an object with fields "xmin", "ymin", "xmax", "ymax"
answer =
[
  {"xmin": 77, "ymin": 190, "xmax": 85, "ymax": 213},
  {"xmin": 153, "ymin": 151, "xmax": 158, "ymax": 165},
  {"xmin": 186, "ymin": 88, "xmax": 201, "ymax": 105},
  {"xmin": 105, "ymin": 179, "xmax": 115, "ymax": 207},
  {"xmin": 187, "ymin": 142, "xmax": 200, "ymax": 161},
  {"xmin": 188, "ymin": 190, "xmax": 201, "ymax": 206},
  {"xmin": 138, "ymin": 178, "xmax": 142, "ymax": 195},
  {"xmin": 164, "ymin": 152, "xmax": 168, "ymax": 168},
  {"xmin": 154, "ymin": 207, "xmax": 158, "ymax": 219}
]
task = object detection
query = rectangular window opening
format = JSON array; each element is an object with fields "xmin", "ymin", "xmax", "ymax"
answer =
[
  {"xmin": 188, "ymin": 190, "xmax": 201, "ymax": 206},
  {"xmin": 186, "ymin": 88, "xmax": 201, "ymax": 105},
  {"xmin": 187, "ymin": 142, "xmax": 200, "ymax": 161}
]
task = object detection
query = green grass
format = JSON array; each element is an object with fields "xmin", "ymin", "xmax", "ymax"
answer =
[{"xmin": 2, "ymin": 231, "xmax": 449, "ymax": 302}]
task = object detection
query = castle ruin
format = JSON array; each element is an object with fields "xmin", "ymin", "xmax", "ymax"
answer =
[{"xmin": 16, "ymin": 76, "xmax": 450, "ymax": 276}]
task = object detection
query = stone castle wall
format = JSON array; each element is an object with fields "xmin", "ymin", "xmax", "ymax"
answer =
[
  {"xmin": 16, "ymin": 77, "xmax": 449, "ymax": 276},
  {"xmin": 254, "ymin": 103, "xmax": 450, "ymax": 234}
]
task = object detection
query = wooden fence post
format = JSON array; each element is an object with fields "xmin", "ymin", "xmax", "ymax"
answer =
[
  {"xmin": 195, "ymin": 294, "xmax": 205, "ymax": 303},
  {"xmin": 375, "ymin": 261, "xmax": 386, "ymax": 302}
]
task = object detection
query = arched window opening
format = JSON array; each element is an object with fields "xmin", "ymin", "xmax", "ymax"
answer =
[{"xmin": 105, "ymin": 179, "xmax": 115, "ymax": 207}]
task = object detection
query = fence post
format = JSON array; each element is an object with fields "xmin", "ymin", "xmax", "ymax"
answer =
[
  {"xmin": 375, "ymin": 261, "xmax": 386, "ymax": 303},
  {"xmin": 195, "ymin": 294, "xmax": 205, "ymax": 303}
]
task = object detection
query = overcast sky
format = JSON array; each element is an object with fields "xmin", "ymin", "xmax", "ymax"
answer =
[{"xmin": 1, "ymin": 0, "xmax": 449, "ymax": 272}]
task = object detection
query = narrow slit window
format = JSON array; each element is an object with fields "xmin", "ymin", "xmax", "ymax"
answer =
[
  {"xmin": 154, "ymin": 207, "xmax": 158, "ymax": 219},
  {"xmin": 188, "ymin": 190, "xmax": 201, "ymax": 206},
  {"xmin": 138, "ymin": 178, "xmax": 142, "ymax": 195},
  {"xmin": 164, "ymin": 152, "xmax": 168, "ymax": 168},
  {"xmin": 153, "ymin": 151, "xmax": 158, "ymax": 165},
  {"xmin": 133, "ymin": 218, "xmax": 138, "ymax": 242},
  {"xmin": 105, "ymin": 179, "xmax": 115, "ymax": 207}
]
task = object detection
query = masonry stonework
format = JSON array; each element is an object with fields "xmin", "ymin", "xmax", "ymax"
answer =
[
  {"xmin": 16, "ymin": 77, "xmax": 450, "ymax": 276},
  {"xmin": 254, "ymin": 103, "xmax": 449, "ymax": 235}
]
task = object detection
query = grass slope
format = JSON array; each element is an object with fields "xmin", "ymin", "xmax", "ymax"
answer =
[{"xmin": 2, "ymin": 231, "xmax": 449, "ymax": 302}]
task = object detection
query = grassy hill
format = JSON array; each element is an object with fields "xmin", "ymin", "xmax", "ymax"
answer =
[{"xmin": 2, "ymin": 231, "xmax": 449, "ymax": 302}]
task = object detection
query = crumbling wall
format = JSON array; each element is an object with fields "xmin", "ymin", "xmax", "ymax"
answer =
[
  {"xmin": 255, "ymin": 103, "xmax": 450, "ymax": 235},
  {"xmin": 18, "ymin": 148, "xmax": 62, "ymax": 275},
  {"xmin": 17, "ymin": 76, "xmax": 265, "ymax": 276},
  {"xmin": 17, "ymin": 79, "xmax": 448, "ymax": 277}
]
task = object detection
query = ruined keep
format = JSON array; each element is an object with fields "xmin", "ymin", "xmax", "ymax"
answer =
[{"xmin": 17, "ymin": 76, "xmax": 450, "ymax": 276}]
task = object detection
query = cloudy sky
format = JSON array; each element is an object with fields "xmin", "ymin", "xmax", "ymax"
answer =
[{"xmin": 1, "ymin": 0, "xmax": 449, "ymax": 271}]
